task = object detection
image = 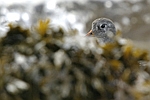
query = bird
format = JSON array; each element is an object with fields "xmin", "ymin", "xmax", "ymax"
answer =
[{"xmin": 86, "ymin": 18, "xmax": 116, "ymax": 43}]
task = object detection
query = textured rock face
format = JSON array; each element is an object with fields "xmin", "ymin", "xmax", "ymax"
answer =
[
  {"xmin": 0, "ymin": 19, "xmax": 150, "ymax": 100},
  {"xmin": 0, "ymin": 1, "xmax": 150, "ymax": 100}
]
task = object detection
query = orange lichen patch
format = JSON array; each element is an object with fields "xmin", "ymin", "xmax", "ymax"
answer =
[
  {"xmin": 143, "ymin": 80, "xmax": 150, "ymax": 87},
  {"xmin": 122, "ymin": 44, "xmax": 149, "ymax": 61},
  {"xmin": 122, "ymin": 45, "xmax": 133, "ymax": 59},
  {"xmin": 133, "ymin": 48, "xmax": 149, "ymax": 60},
  {"xmin": 130, "ymin": 80, "xmax": 150, "ymax": 100},
  {"xmin": 109, "ymin": 60, "xmax": 123, "ymax": 71},
  {"xmin": 115, "ymin": 30, "xmax": 122, "ymax": 37},
  {"xmin": 101, "ymin": 43, "xmax": 116, "ymax": 51},
  {"xmin": 35, "ymin": 19, "xmax": 50, "ymax": 36},
  {"xmin": 121, "ymin": 69, "xmax": 131, "ymax": 81},
  {"xmin": 101, "ymin": 43, "xmax": 118, "ymax": 57},
  {"xmin": 131, "ymin": 90, "xmax": 143, "ymax": 100}
]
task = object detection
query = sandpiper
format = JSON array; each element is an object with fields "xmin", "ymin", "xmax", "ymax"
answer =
[{"xmin": 86, "ymin": 18, "xmax": 116, "ymax": 43}]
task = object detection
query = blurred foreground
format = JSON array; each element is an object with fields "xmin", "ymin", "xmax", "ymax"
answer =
[{"xmin": 0, "ymin": 19, "xmax": 150, "ymax": 100}]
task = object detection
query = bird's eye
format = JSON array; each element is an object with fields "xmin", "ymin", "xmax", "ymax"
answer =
[{"xmin": 101, "ymin": 24, "xmax": 106, "ymax": 28}]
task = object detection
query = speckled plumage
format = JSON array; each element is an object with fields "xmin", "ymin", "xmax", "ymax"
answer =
[{"xmin": 87, "ymin": 18, "xmax": 116, "ymax": 42}]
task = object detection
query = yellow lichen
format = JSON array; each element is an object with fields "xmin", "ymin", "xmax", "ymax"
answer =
[
  {"xmin": 35, "ymin": 19, "xmax": 50, "ymax": 36},
  {"xmin": 109, "ymin": 60, "xmax": 123, "ymax": 71}
]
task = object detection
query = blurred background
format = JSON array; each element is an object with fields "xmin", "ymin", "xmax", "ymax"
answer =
[
  {"xmin": 0, "ymin": 1, "xmax": 150, "ymax": 100},
  {"xmin": 0, "ymin": 0, "xmax": 150, "ymax": 51}
]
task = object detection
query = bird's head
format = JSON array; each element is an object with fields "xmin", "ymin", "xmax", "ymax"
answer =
[{"xmin": 86, "ymin": 18, "xmax": 116, "ymax": 42}]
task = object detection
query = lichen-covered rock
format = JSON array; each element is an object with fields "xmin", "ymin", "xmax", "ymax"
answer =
[{"xmin": 0, "ymin": 19, "xmax": 150, "ymax": 100}]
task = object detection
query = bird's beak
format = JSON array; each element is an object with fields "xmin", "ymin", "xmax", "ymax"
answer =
[{"xmin": 86, "ymin": 30, "xmax": 94, "ymax": 36}]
